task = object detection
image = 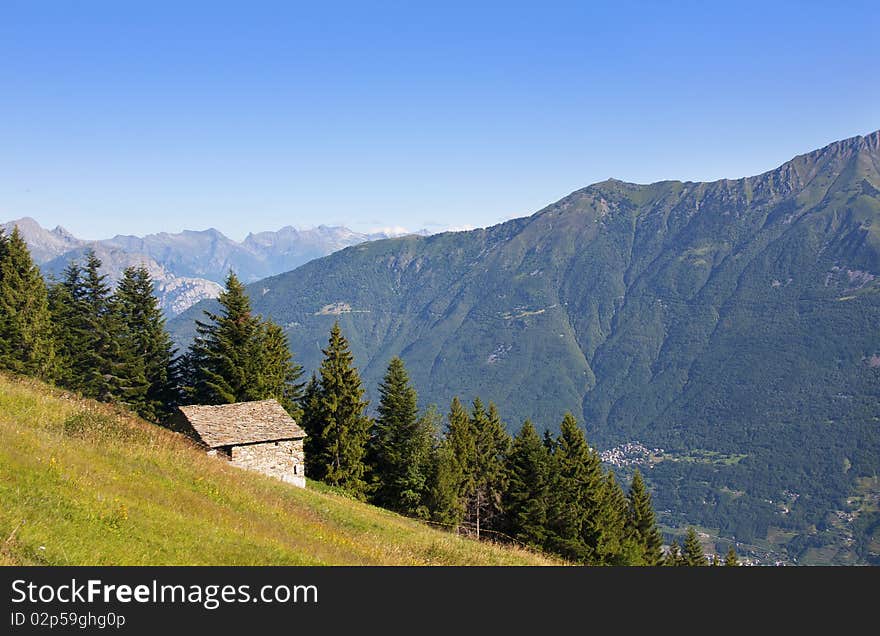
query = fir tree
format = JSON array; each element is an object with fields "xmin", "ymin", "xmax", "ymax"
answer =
[
  {"xmin": 0, "ymin": 227, "xmax": 55, "ymax": 378},
  {"xmin": 468, "ymin": 400, "xmax": 510, "ymax": 536},
  {"xmin": 113, "ymin": 266, "xmax": 176, "ymax": 420},
  {"xmin": 503, "ymin": 420, "xmax": 550, "ymax": 548},
  {"xmin": 593, "ymin": 471, "xmax": 634, "ymax": 565},
  {"xmin": 427, "ymin": 436, "xmax": 466, "ymax": 528},
  {"xmin": 187, "ymin": 272, "xmax": 262, "ymax": 405},
  {"xmin": 627, "ymin": 469, "xmax": 664, "ymax": 565},
  {"xmin": 545, "ymin": 412, "xmax": 604, "ymax": 563},
  {"xmin": 255, "ymin": 320, "xmax": 304, "ymax": 419},
  {"xmin": 48, "ymin": 262, "xmax": 87, "ymax": 389},
  {"xmin": 369, "ymin": 357, "xmax": 419, "ymax": 501},
  {"xmin": 403, "ymin": 406, "xmax": 443, "ymax": 518},
  {"xmin": 664, "ymin": 540, "xmax": 683, "ymax": 566},
  {"xmin": 445, "ymin": 396, "xmax": 476, "ymax": 528},
  {"xmin": 368, "ymin": 357, "xmax": 433, "ymax": 515},
  {"xmin": 78, "ymin": 250, "xmax": 132, "ymax": 401},
  {"xmin": 724, "ymin": 545, "xmax": 738, "ymax": 566},
  {"xmin": 310, "ymin": 322, "xmax": 371, "ymax": 497},
  {"xmin": 184, "ymin": 272, "xmax": 303, "ymax": 420},
  {"xmin": 299, "ymin": 373, "xmax": 324, "ymax": 477},
  {"xmin": 542, "ymin": 428, "xmax": 556, "ymax": 453},
  {"xmin": 683, "ymin": 527, "xmax": 708, "ymax": 566}
]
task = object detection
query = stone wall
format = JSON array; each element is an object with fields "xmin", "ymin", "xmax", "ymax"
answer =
[{"xmin": 226, "ymin": 439, "xmax": 306, "ymax": 488}]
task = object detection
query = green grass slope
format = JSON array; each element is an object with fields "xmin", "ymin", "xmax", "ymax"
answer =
[{"xmin": 0, "ymin": 374, "xmax": 554, "ymax": 566}]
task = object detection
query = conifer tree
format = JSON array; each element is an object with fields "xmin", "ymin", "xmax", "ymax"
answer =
[
  {"xmin": 309, "ymin": 322, "xmax": 371, "ymax": 497},
  {"xmin": 683, "ymin": 527, "xmax": 708, "ymax": 566},
  {"xmin": 445, "ymin": 396, "xmax": 476, "ymax": 527},
  {"xmin": 542, "ymin": 428, "xmax": 556, "ymax": 453},
  {"xmin": 369, "ymin": 357, "xmax": 419, "ymax": 501},
  {"xmin": 185, "ymin": 271, "xmax": 303, "ymax": 420},
  {"xmin": 468, "ymin": 400, "xmax": 510, "ymax": 536},
  {"xmin": 724, "ymin": 545, "xmax": 738, "ymax": 566},
  {"xmin": 255, "ymin": 320, "xmax": 304, "ymax": 419},
  {"xmin": 368, "ymin": 357, "xmax": 434, "ymax": 515},
  {"xmin": 187, "ymin": 272, "xmax": 262, "ymax": 404},
  {"xmin": 113, "ymin": 266, "xmax": 177, "ymax": 420},
  {"xmin": 627, "ymin": 469, "xmax": 664, "ymax": 565},
  {"xmin": 664, "ymin": 540, "xmax": 683, "ymax": 566},
  {"xmin": 48, "ymin": 262, "xmax": 87, "ymax": 389},
  {"xmin": 404, "ymin": 406, "xmax": 443, "ymax": 518},
  {"xmin": 503, "ymin": 420, "xmax": 550, "ymax": 548},
  {"xmin": 0, "ymin": 229, "xmax": 8, "ymax": 361},
  {"xmin": 427, "ymin": 436, "xmax": 466, "ymax": 527},
  {"xmin": 0, "ymin": 227, "xmax": 55, "ymax": 378},
  {"xmin": 78, "ymin": 250, "xmax": 132, "ymax": 401},
  {"xmin": 545, "ymin": 412, "xmax": 604, "ymax": 563},
  {"xmin": 593, "ymin": 471, "xmax": 634, "ymax": 565},
  {"xmin": 299, "ymin": 373, "xmax": 324, "ymax": 477}
]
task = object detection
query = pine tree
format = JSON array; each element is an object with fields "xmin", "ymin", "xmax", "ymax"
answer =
[
  {"xmin": 0, "ymin": 229, "xmax": 8, "ymax": 363},
  {"xmin": 445, "ymin": 396, "xmax": 476, "ymax": 529},
  {"xmin": 545, "ymin": 412, "xmax": 604, "ymax": 563},
  {"xmin": 683, "ymin": 527, "xmax": 708, "ymax": 566},
  {"xmin": 310, "ymin": 322, "xmax": 371, "ymax": 497},
  {"xmin": 627, "ymin": 469, "xmax": 664, "ymax": 565},
  {"xmin": 113, "ymin": 266, "xmax": 177, "ymax": 420},
  {"xmin": 77, "ymin": 250, "xmax": 132, "ymax": 401},
  {"xmin": 369, "ymin": 357, "xmax": 419, "ymax": 501},
  {"xmin": 427, "ymin": 436, "xmax": 466, "ymax": 527},
  {"xmin": 187, "ymin": 272, "xmax": 262, "ymax": 405},
  {"xmin": 542, "ymin": 428, "xmax": 556, "ymax": 453},
  {"xmin": 368, "ymin": 357, "xmax": 433, "ymax": 515},
  {"xmin": 299, "ymin": 373, "xmax": 324, "ymax": 477},
  {"xmin": 255, "ymin": 320, "xmax": 304, "ymax": 419},
  {"xmin": 0, "ymin": 227, "xmax": 55, "ymax": 378},
  {"xmin": 403, "ymin": 406, "xmax": 443, "ymax": 518},
  {"xmin": 503, "ymin": 420, "xmax": 550, "ymax": 548},
  {"xmin": 724, "ymin": 545, "xmax": 738, "ymax": 566},
  {"xmin": 48, "ymin": 262, "xmax": 87, "ymax": 389},
  {"xmin": 468, "ymin": 400, "xmax": 510, "ymax": 536},
  {"xmin": 183, "ymin": 271, "xmax": 303, "ymax": 422},
  {"xmin": 664, "ymin": 540, "xmax": 683, "ymax": 566},
  {"xmin": 593, "ymin": 471, "xmax": 634, "ymax": 565}
]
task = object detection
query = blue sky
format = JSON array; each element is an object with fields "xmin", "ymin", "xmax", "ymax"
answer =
[{"xmin": 1, "ymin": 1, "xmax": 878, "ymax": 240}]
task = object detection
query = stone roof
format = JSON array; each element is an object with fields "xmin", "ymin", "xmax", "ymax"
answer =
[{"xmin": 177, "ymin": 399, "xmax": 305, "ymax": 448}]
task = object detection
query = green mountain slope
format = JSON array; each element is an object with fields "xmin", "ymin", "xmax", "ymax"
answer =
[
  {"xmin": 0, "ymin": 374, "xmax": 554, "ymax": 565},
  {"xmin": 171, "ymin": 130, "xmax": 880, "ymax": 563}
]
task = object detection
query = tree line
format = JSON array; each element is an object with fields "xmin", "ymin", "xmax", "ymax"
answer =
[
  {"xmin": 299, "ymin": 320, "xmax": 739, "ymax": 565},
  {"xmin": 0, "ymin": 227, "xmax": 300, "ymax": 423},
  {"xmin": 0, "ymin": 226, "xmax": 738, "ymax": 565}
]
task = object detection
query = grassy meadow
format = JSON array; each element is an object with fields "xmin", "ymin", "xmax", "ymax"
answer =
[{"xmin": 0, "ymin": 373, "xmax": 555, "ymax": 566}]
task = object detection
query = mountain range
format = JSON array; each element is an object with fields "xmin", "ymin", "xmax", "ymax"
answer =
[
  {"xmin": 171, "ymin": 130, "xmax": 880, "ymax": 564},
  {"xmin": 0, "ymin": 218, "xmax": 423, "ymax": 315}
]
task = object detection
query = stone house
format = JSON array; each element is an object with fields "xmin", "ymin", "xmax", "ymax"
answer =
[{"xmin": 174, "ymin": 399, "xmax": 306, "ymax": 488}]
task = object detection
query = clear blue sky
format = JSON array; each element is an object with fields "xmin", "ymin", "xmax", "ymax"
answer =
[{"xmin": 1, "ymin": 0, "xmax": 877, "ymax": 240}]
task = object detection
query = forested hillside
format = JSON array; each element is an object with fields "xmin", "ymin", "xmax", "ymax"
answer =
[{"xmin": 172, "ymin": 130, "xmax": 880, "ymax": 563}]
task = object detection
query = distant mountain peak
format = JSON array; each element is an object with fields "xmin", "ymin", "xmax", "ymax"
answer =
[
  {"xmin": 51, "ymin": 225, "xmax": 77, "ymax": 238},
  {"xmin": 3, "ymin": 217, "xmax": 432, "ymax": 316}
]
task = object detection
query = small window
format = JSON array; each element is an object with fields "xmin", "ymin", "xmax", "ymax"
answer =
[
  {"xmin": 274, "ymin": 441, "xmax": 279, "ymax": 446},
  {"xmin": 293, "ymin": 465, "xmax": 298, "ymax": 475}
]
